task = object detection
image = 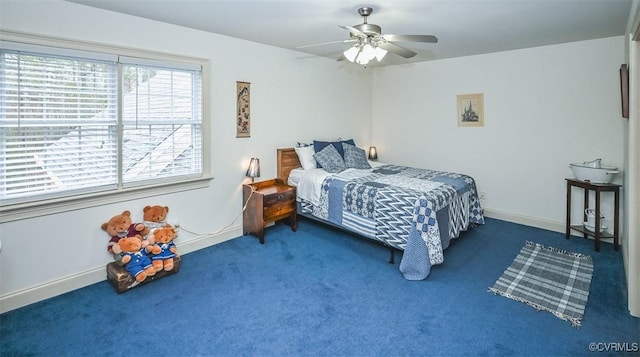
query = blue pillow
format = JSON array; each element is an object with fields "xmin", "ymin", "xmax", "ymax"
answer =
[
  {"xmin": 313, "ymin": 139, "xmax": 355, "ymax": 167},
  {"xmin": 342, "ymin": 143, "xmax": 371, "ymax": 169},
  {"xmin": 313, "ymin": 144, "xmax": 346, "ymax": 173}
]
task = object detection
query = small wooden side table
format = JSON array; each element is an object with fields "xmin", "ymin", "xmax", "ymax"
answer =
[
  {"xmin": 243, "ymin": 179, "xmax": 297, "ymax": 244},
  {"xmin": 565, "ymin": 178, "xmax": 620, "ymax": 252}
]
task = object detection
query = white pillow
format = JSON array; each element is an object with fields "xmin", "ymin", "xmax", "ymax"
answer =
[{"xmin": 294, "ymin": 145, "xmax": 317, "ymax": 170}]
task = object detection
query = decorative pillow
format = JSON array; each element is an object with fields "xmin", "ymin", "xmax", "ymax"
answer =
[
  {"xmin": 294, "ymin": 145, "xmax": 317, "ymax": 170},
  {"xmin": 313, "ymin": 144, "xmax": 346, "ymax": 173},
  {"xmin": 313, "ymin": 139, "xmax": 356, "ymax": 167},
  {"xmin": 342, "ymin": 143, "xmax": 371, "ymax": 169}
]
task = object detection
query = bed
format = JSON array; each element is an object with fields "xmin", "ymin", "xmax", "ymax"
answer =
[{"xmin": 277, "ymin": 146, "xmax": 484, "ymax": 280}]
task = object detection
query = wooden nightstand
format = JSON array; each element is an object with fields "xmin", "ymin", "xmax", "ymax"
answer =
[{"xmin": 243, "ymin": 179, "xmax": 298, "ymax": 244}]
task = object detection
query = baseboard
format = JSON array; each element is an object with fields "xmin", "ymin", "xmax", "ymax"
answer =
[
  {"xmin": 0, "ymin": 226, "xmax": 242, "ymax": 314},
  {"xmin": 0, "ymin": 266, "xmax": 107, "ymax": 315},
  {"xmin": 483, "ymin": 208, "xmax": 615, "ymax": 244},
  {"xmin": 483, "ymin": 208, "xmax": 565, "ymax": 233}
]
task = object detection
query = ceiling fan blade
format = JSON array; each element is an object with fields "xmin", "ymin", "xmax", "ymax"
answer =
[
  {"xmin": 339, "ymin": 25, "xmax": 366, "ymax": 37},
  {"xmin": 336, "ymin": 54, "xmax": 346, "ymax": 62},
  {"xmin": 378, "ymin": 42, "xmax": 417, "ymax": 58},
  {"xmin": 383, "ymin": 34, "xmax": 438, "ymax": 43},
  {"xmin": 296, "ymin": 39, "xmax": 356, "ymax": 49}
]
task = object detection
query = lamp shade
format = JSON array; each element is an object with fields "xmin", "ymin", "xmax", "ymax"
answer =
[
  {"xmin": 374, "ymin": 46, "xmax": 388, "ymax": 61},
  {"xmin": 368, "ymin": 146, "xmax": 378, "ymax": 160},
  {"xmin": 361, "ymin": 44, "xmax": 376, "ymax": 61},
  {"xmin": 343, "ymin": 46, "xmax": 360, "ymax": 62},
  {"xmin": 246, "ymin": 157, "xmax": 260, "ymax": 182}
]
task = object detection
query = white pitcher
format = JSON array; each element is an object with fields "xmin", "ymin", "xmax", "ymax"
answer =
[
  {"xmin": 583, "ymin": 158, "xmax": 602, "ymax": 168},
  {"xmin": 585, "ymin": 208, "xmax": 605, "ymax": 227}
]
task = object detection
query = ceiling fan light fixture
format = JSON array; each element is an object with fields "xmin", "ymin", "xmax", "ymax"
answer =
[
  {"xmin": 355, "ymin": 51, "xmax": 370, "ymax": 65},
  {"xmin": 343, "ymin": 45, "xmax": 360, "ymax": 62},
  {"xmin": 374, "ymin": 46, "xmax": 388, "ymax": 61},
  {"xmin": 361, "ymin": 44, "xmax": 376, "ymax": 61},
  {"xmin": 345, "ymin": 42, "xmax": 386, "ymax": 66}
]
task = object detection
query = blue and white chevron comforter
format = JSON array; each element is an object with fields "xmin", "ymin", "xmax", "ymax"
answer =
[{"xmin": 300, "ymin": 164, "xmax": 484, "ymax": 280}]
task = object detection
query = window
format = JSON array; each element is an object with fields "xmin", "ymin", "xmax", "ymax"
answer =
[
  {"xmin": 0, "ymin": 38, "xmax": 207, "ymax": 218},
  {"xmin": 119, "ymin": 58, "xmax": 202, "ymax": 187}
]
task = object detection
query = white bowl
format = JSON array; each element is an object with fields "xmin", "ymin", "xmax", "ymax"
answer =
[{"xmin": 570, "ymin": 163, "xmax": 619, "ymax": 184}]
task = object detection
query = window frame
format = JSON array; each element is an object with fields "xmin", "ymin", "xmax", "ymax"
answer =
[{"xmin": 0, "ymin": 31, "xmax": 212, "ymax": 223}]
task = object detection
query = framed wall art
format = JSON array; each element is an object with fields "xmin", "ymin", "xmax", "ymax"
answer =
[
  {"xmin": 236, "ymin": 81, "xmax": 251, "ymax": 137},
  {"xmin": 457, "ymin": 93, "xmax": 484, "ymax": 127}
]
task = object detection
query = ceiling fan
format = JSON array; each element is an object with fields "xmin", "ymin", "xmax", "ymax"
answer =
[{"xmin": 298, "ymin": 7, "xmax": 438, "ymax": 66}]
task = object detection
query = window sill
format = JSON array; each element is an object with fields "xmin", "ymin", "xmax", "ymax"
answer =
[{"xmin": 0, "ymin": 176, "xmax": 213, "ymax": 223}]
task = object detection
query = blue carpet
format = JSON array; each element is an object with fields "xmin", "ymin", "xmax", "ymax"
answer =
[{"xmin": 1, "ymin": 217, "xmax": 638, "ymax": 356}]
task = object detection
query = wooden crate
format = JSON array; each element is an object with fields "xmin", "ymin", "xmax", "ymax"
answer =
[{"xmin": 106, "ymin": 255, "xmax": 181, "ymax": 293}]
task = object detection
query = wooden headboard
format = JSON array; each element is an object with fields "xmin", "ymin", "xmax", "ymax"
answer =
[{"xmin": 277, "ymin": 148, "xmax": 301, "ymax": 183}]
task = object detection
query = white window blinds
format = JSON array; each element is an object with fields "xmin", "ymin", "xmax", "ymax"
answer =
[
  {"xmin": 0, "ymin": 42, "xmax": 204, "ymax": 205},
  {"xmin": 0, "ymin": 46, "xmax": 118, "ymax": 202}
]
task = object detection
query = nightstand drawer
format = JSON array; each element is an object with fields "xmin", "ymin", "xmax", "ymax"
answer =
[
  {"xmin": 263, "ymin": 190, "xmax": 296, "ymax": 206},
  {"xmin": 263, "ymin": 200, "xmax": 295, "ymax": 220}
]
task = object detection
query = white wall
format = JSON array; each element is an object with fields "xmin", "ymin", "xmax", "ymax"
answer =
[
  {"xmin": 371, "ymin": 37, "xmax": 626, "ymax": 232},
  {"xmin": 0, "ymin": 0, "xmax": 373, "ymax": 311}
]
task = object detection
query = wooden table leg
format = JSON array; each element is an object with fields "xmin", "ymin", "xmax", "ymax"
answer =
[
  {"xmin": 614, "ymin": 188, "xmax": 620, "ymax": 250},
  {"xmin": 566, "ymin": 180, "xmax": 571, "ymax": 240},
  {"xmin": 594, "ymin": 189, "xmax": 601, "ymax": 252},
  {"xmin": 583, "ymin": 186, "xmax": 589, "ymax": 240}
]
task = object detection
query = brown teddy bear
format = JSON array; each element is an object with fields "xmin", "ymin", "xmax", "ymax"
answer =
[
  {"xmin": 116, "ymin": 235, "xmax": 156, "ymax": 283},
  {"xmin": 142, "ymin": 205, "xmax": 173, "ymax": 236},
  {"xmin": 101, "ymin": 210, "xmax": 150, "ymax": 256},
  {"xmin": 148, "ymin": 226, "xmax": 178, "ymax": 272}
]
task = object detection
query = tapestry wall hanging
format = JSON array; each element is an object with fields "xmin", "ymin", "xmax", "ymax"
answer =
[
  {"xmin": 236, "ymin": 81, "xmax": 251, "ymax": 138},
  {"xmin": 457, "ymin": 93, "xmax": 484, "ymax": 127}
]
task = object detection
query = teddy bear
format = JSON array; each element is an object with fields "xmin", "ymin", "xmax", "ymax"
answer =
[
  {"xmin": 116, "ymin": 235, "xmax": 157, "ymax": 283},
  {"xmin": 142, "ymin": 205, "xmax": 178, "ymax": 239},
  {"xmin": 101, "ymin": 210, "xmax": 150, "ymax": 256},
  {"xmin": 142, "ymin": 205, "xmax": 174, "ymax": 237},
  {"xmin": 148, "ymin": 226, "xmax": 178, "ymax": 272}
]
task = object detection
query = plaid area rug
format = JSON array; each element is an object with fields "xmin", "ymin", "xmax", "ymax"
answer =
[{"xmin": 489, "ymin": 241, "xmax": 593, "ymax": 328}]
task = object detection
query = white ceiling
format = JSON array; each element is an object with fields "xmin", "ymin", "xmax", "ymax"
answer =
[{"xmin": 66, "ymin": 0, "xmax": 633, "ymax": 66}]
